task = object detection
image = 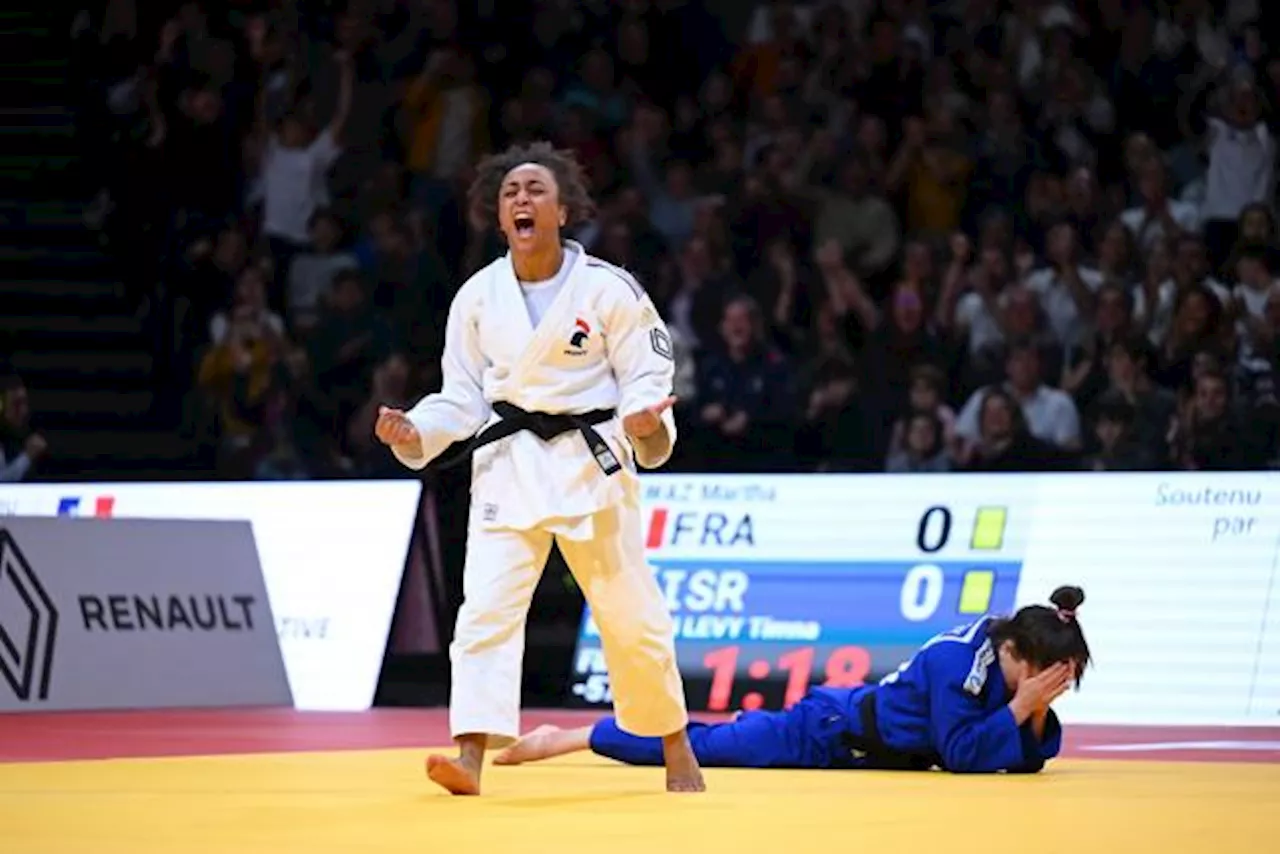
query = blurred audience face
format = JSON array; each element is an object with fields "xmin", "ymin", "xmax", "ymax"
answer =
[
  {"xmin": 979, "ymin": 246, "xmax": 1010, "ymax": 285},
  {"xmin": 1095, "ymin": 413, "xmax": 1127, "ymax": 451},
  {"xmin": 1137, "ymin": 159, "xmax": 1168, "ymax": 205},
  {"xmin": 230, "ymin": 302, "xmax": 265, "ymax": 343},
  {"xmin": 1067, "ymin": 167, "xmax": 1098, "ymax": 213},
  {"xmin": 665, "ymin": 161, "xmax": 693, "ymax": 198},
  {"xmin": 1095, "ymin": 285, "xmax": 1132, "ymax": 338},
  {"xmin": 1106, "ymin": 343, "xmax": 1142, "ymax": 389},
  {"xmin": 1, "ymin": 383, "xmax": 29, "ymax": 431},
  {"xmin": 979, "ymin": 393, "xmax": 1015, "ymax": 443},
  {"xmin": 1005, "ymin": 346, "xmax": 1041, "ymax": 393},
  {"xmin": 681, "ymin": 236, "xmax": 713, "ymax": 281},
  {"xmin": 1046, "ymin": 222, "xmax": 1078, "ymax": 266},
  {"xmin": 902, "ymin": 241, "xmax": 933, "ymax": 284},
  {"xmin": 1174, "ymin": 290, "xmax": 1213, "ymax": 341},
  {"xmin": 369, "ymin": 211, "xmax": 397, "ymax": 252},
  {"xmin": 909, "ymin": 375, "xmax": 941, "ymax": 414},
  {"xmin": 1174, "ymin": 238, "xmax": 1208, "ymax": 284},
  {"xmin": 1191, "ymin": 350, "xmax": 1222, "ymax": 384},
  {"xmin": 214, "ymin": 228, "xmax": 248, "ymax": 272},
  {"xmin": 279, "ymin": 115, "xmax": 311, "ymax": 149},
  {"xmin": 330, "ymin": 273, "xmax": 365, "ymax": 314},
  {"xmin": 700, "ymin": 71, "xmax": 732, "ymax": 114},
  {"xmin": 1239, "ymin": 205, "xmax": 1274, "ymax": 243},
  {"xmin": 375, "ymin": 354, "xmax": 410, "ymax": 398},
  {"xmin": 234, "ymin": 267, "xmax": 268, "ymax": 310},
  {"xmin": 889, "ymin": 284, "xmax": 924, "ymax": 334},
  {"xmin": 617, "ymin": 17, "xmax": 649, "ymax": 66},
  {"xmin": 1003, "ymin": 286, "xmax": 1038, "ymax": 335},
  {"xmin": 1227, "ymin": 80, "xmax": 1260, "ymax": 128},
  {"xmin": 905, "ymin": 413, "xmax": 940, "ymax": 457},
  {"xmin": 1124, "ymin": 133, "xmax": 1156, "ymax": 177},
  {"xmin": 310, "ymin": 213, "xmax": 343, "ymax": 253},
  {"xmin": 814, "ymin": 301, "xmax": 843, "ymax": 348},
  {"xmin": 1145, "ymin": 239, "xmax": 1172, "ymax": 283},
  {"xmin": 760, "ymin": 95, "xmax": 787, "ymax": 129},
  {"xmin": 336, "ymin": 12, "xmax": 371, "ymax": 52},
  {"xmin": 187, "ymin": 87, "xmax": 223, "ymax": 125},
  {"xmin": 1235, "ymin": 255, "xmax": 1269, "ymax": 289},
  {"xmin": 713, "ymin": 137, "xmax": 743, "ymax": 173},
  {"xmin": 856, "ymin": 115, "xmax": 887, "ymax": 157},
  {"xmin": 1192, "ymin": 373, "xmax": 1229, "ymax": 421},
  {"xmin": 979, "ymin": 213, "xmax": 1012, "ymax": 252},
  {"xmin": 719, "ymin": 299, "xmax": 757, "ymax": 354},
  {"xmin": 1097, "ymin": 222, "xmax": 1131, "ymax": 272}
]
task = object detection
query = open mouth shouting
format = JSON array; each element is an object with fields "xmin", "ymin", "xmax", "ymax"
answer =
[{"xmin": 512, "ymin": 212, "xmax": 536, "ymax": 240}]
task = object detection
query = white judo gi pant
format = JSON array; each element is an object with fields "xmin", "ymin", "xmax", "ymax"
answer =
[{"xmin": 449, "ymin": 496, "xmax": 688, "ymax": 748}]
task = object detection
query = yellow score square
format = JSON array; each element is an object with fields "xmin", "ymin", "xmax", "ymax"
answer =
[
  {"xmin": 970, "ymin": 506, "xmax": 1007, "ymax": 550},
  {"xmin": 959, "ymin": 570, "xmax": 995, "ymax": 614}
]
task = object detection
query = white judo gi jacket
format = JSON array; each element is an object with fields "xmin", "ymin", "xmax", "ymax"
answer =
[{"xmin": 393, "ymin": 241, "xmax": 677, "ymax": 538}]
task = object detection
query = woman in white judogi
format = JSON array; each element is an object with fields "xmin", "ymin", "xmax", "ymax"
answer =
[{"xmin": 375, "ymin": 142, "xmax": 704, "ymax": 795}]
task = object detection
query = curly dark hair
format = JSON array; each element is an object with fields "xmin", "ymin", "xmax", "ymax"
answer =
[{"xmin": 466, "ymin": 141, "xmax": 598, "ymax": 235}]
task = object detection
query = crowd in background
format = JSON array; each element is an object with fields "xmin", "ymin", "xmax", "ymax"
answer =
[{"xmin": 58, "ymin": 0, "xmax": 1280, "ymax": 482}]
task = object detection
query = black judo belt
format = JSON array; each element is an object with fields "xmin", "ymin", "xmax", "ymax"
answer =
[
  {"xmin": 431, "ymin": 401, "xmax": 622, "ymax": 475},
  {"xmin": 841, "ymin": 690, "xmax": 942, "ymax": 771}
]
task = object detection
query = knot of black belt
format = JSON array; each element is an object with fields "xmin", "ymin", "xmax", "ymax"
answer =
[{"xmin": 431, "ymin": 401, "xmax": 621, "ymax": 475}]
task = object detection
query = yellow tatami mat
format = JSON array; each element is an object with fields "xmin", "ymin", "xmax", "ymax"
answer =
[{"xmin": 1, "ymin": 749, "xmax": 1277, "ymax": 853}]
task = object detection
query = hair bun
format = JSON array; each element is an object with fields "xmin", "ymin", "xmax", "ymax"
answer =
[{"xmin": 1049, "ymin": 585, "xmax": 1085, "ymax": 612}]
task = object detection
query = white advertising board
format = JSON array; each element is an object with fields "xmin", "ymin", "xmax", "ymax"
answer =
[{"xmin": 0, "ymin": 481, "xmax": 421, "ymax": 711}]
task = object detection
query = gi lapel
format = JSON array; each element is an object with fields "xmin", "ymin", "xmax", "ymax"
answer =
[
  {"xmin": 491, "ymin": 252, "xmax": 536, "ymax": 350},
  {"xmin": 507, "ymin": 241, "xmax": 588, "ymax": 382}
]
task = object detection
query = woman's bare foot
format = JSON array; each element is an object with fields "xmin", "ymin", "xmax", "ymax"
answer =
[
  {"xmin": 426, "ymin": 734, "xmax": 486, "ymax": 795},
  {"xmin": 662, "ymin": 731, "xmax": 706, "ymax": 793},
  {"xmin": 492, "ymin": 725, "xmax": 592, "ymax": 765},
  {"xmin": 425, "ymin": 754, "xmax": 481, "ymax": 795}
]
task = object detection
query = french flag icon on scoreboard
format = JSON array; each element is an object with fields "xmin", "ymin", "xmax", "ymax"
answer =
[{"xmin": 57, "ymin": 496, "xmax": 116, "ymax": 518}]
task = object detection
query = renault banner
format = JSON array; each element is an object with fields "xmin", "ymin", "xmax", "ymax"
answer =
[{"xmin": 0, "ymin": 517, "xmax": 291, "ymax": 712}]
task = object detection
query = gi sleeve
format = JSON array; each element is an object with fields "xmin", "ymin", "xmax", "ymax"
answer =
[
  {"xmin": 601, "ymin": 276, "xmax": 678, "ymax": 469},
  {"xmin": 394, "ymin": 288, "xmax": 491, "ymax": 470},
  {"xmin": 1006, "ymin": 709, "xmax": 1064, "ymax": 775},
  {"xmin": 924, "ymin": 644, "xmax": 1049, "ymax": 774}
]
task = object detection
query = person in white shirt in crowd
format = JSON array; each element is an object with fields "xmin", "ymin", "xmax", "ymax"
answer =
[
  {"xmin": 1197, "ymin": 77, "xmax": 1274, "ymax": 268},
  {"xmin": 1120, "ymin": 157, "xmax": 1200, "ymax": 252},
  {"xmin": 1024, "ymin": 220, "xmax": 1104, "ymax": 349},
  {"xmin": 954, "ymin": 337, "xmax": 1082, "ymax": 465},
  {"xmin": 1233, "ymin": 245, "xmax": 1280, "ymax": 360},
  {"xmin": 208, "ymin": 265, "xmax": 286, "ymax": 347},
  {"xmin": 252, "ymin": 49, "xmax": 353, "ymax": 297},
  {"xmin": 939, "ymin": 234, "xmax": 1016, "ymax": 362},
  {"xmin": 287, "ymin": 209, "xmax": 359, "ymax": 339}
]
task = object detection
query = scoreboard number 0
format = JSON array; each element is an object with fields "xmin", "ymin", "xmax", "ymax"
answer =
[
  {"xmin": 916, "ymin": 506, "xmax": 952, "ymax": 553},
  {"xmin": 900, "ymin": 564, "xmax": 944, "ymax": 621}
]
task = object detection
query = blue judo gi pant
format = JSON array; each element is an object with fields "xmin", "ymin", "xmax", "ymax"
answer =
[{"xmin": 589, "ymin": 687, "xmax": 870, "ymax": 769}]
